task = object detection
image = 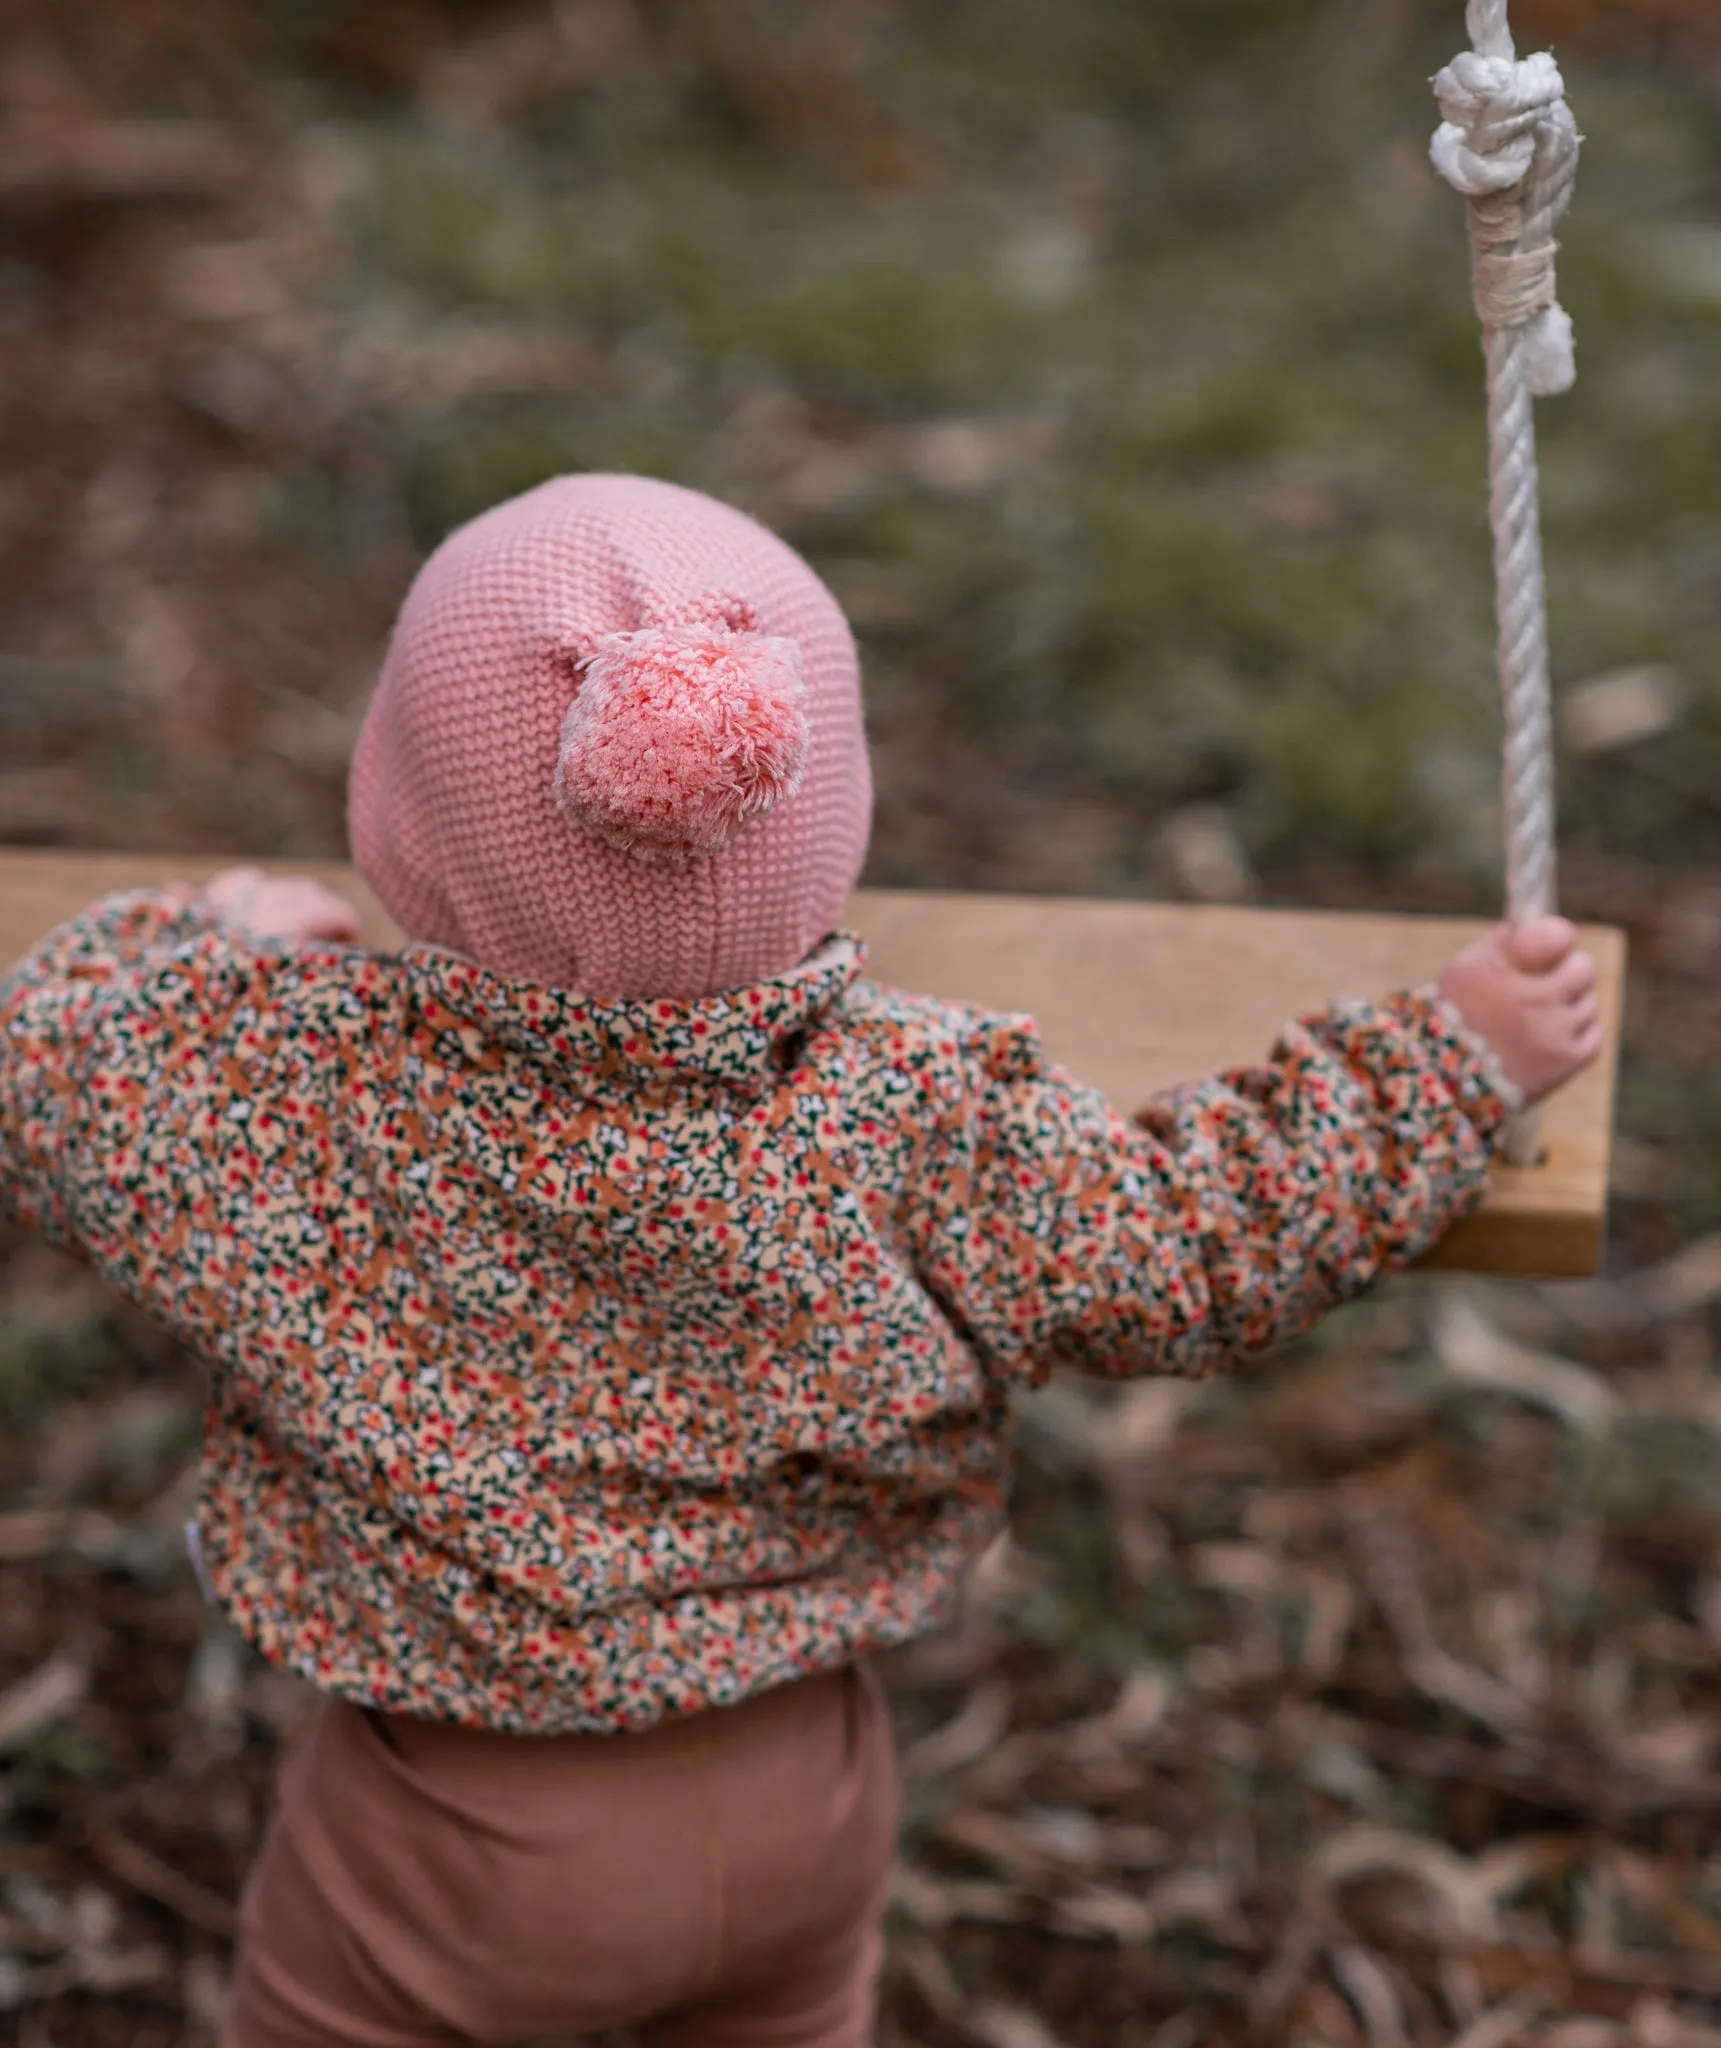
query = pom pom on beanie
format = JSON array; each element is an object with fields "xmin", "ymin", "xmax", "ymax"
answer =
[{"xmin": 553, "ymin": 592, "xmax": 809, "ymax": 864}]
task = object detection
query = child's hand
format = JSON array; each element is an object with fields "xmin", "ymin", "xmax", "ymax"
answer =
[
  {"xmin": 1436, "ymin": 915, "xmax": 1602, "ymax": 1106},
  {"xmin": 202, "ymin": 866, "xmax": 363, "ymax": 946}
]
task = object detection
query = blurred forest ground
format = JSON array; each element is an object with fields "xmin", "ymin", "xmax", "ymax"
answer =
[{"xmin": 3, "ymin": 1, "xmax": 1721, "ymax": 2043}]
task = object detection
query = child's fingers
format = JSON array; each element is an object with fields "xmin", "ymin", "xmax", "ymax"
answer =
[
  {"xmin": 271, "ymin": 883, "xmax": 361, "ymax": 940},
  {"xmin": 1502, "ymin": 915, "xmax": 1578, "ymax": 975},
  {"xmin": 210, "ymin": 874, "xmax": 361, "ymax": 942},
  {"xmin": 1549, "ymin": 984, "xmax": 1598, "ymax": 1034},
  {"xmin": 305, "ymin": 890, "xmax": 360, "ymax": 941},
  {"xmin": 1552, "ymin": 949, "xmax": 1596, "ymax": 1000},
  {"xmin": 294, "ymin": 911, "xmax": 362, "ymax": 941},
  {"xmin": 203, "ymin": 866, "xmax": 265, "ymax": 911}
]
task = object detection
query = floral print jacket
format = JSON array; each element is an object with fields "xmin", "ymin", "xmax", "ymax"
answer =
[{"xmin": 0, "ymin": 889, "xmax": 1511, "ymax": 1731}]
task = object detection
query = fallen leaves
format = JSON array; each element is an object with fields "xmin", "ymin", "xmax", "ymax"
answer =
[
  {"xmin": 874, "ymin": 1279, "xmax": 1721, "ymax": 2043},
  {"xmin": 1559, "ymin": 667, "xmax": 1689, "ymax": 758},
  {"xmin": 1432, "ymin": 1297, "xmax": 1620, "ymax": 1435},
  {"xmin": 0, "ymin": 1874, "xmax": 170, "ymax": 2011},
  {"xmin": 85, "ymin": 1828, "xmax": 237, "ymax": 1943},
  {"xmin": 964, "ymin": 1999, "xmax": 1071, "ymax": 2048},
  {"xmin": 0, "ymin": 122, "xmax": 242, "ymax": 209},
  {"xmin": 0, "ymin": 1649, "xmax": 90, "ymax": 1757}
]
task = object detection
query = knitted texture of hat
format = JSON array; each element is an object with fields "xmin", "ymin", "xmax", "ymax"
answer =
[{"xmin": 348, "ymin": 475, "xmax": 873, "ymax": 998}]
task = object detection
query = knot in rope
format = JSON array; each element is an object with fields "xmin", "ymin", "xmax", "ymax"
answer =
[{"xmin": 1431, "ymin": 44, "xmax": 1581, "ymax": 395}]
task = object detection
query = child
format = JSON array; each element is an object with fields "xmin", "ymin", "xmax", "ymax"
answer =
[{"xmin": 0, "ymin": 474, "xmax": 1600, "ymax": 2048}]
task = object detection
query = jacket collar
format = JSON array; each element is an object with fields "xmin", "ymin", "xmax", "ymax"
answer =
[{"xmin": 400, "ymin": 934, "xmax": 866, "ymax": 1091}]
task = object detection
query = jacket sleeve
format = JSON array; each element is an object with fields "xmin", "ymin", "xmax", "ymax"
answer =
[
  {"xmin": 0, "ymin": 889, "xmax": 244, "ymax": 1246},
  {"xmin": 912, "ymin": 989, "xmax": 1516, "ymax": 1385}
]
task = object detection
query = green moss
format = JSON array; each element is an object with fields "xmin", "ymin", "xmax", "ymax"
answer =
[
  {"xmin": 362, "ymin": 137, "xmax": 594, "ymax": 317},
  {"xmin": 403, "ymin": 398, "xmax": 701, "ymax": 542},
  {"xmin": 0, "ymin": 1303, "xmax": 120, "ymax": 1424},
  {"xmin": 1566, "ymin": 1417, "xmax": 1721, "ymax": 1529}
]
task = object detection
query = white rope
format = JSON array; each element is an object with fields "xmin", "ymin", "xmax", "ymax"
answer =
[{"xmin": 1431, "ymin": 0, "xmax": 1580, "ymax": 1165}]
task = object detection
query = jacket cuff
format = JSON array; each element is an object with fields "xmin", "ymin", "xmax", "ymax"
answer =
[{"xmin": 1405, "ymin": 983, "xmax": 1525, "ymax": 1143}]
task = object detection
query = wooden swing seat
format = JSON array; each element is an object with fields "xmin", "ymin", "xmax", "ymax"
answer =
[{"xmin": 0, "ymin": 850, "xmax": 1624, "ymax": 1278}]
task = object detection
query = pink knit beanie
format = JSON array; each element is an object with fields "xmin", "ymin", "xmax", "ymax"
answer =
[{"xmin": 348, "ymin": 475, "xmax": 872, "ymax": 998}]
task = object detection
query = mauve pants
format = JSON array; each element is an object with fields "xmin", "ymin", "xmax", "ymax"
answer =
[{"xmin": 222, "ymin": 1665, "xmax": 899, "ymax": 2048}]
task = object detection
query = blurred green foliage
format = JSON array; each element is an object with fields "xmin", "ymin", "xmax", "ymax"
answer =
[{"xmin": 263, "ymin": 0, "xmax": 1721, "ymax": 887}]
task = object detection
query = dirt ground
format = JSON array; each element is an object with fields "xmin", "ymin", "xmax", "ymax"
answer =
[{"xmin": 4, "ymin": 3, "xmax": 1721, "ymax": 2043}]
